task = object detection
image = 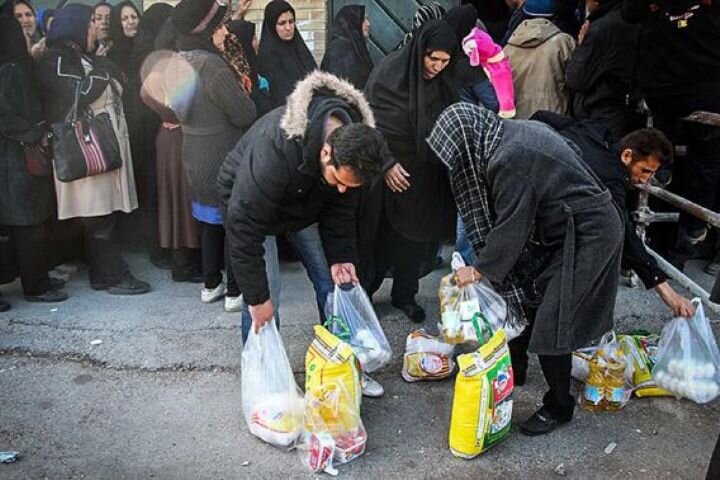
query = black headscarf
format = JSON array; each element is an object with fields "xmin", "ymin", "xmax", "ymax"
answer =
[
  {"xmin": 320, "ymin": 5, "xmax": 373, "ymax": 89},
  {"xmin": 444, "ymin": 5, "xmax": 484, "ymax": 88},
  {"xmin": 365, "ymin": 19, "xmax": 458, "ymax": 163},
  {"xmin": 172, "ymin": 0, "xmax": 227, "ymax": 53},
  {"xmin": 109, "ymin": 0, "xmax": 141, "ymax": 76},
  {"xmin": 131, "ymin": 3, "xmax": 173, "ymax": 73},
  {"xmin": 0, "ymin": 14, "xmax": 33, "ymax": 70},
  {"xmin": 257, "ymin": 0, "xmax": 316, "ymax": 106}
]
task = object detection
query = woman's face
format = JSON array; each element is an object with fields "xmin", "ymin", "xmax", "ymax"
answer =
[
  {"xmin": 422, "ymin": 49, "xmax": 451, "ymax": 80},
  {"xmin": 362, "ymin": 17, "xmax": 370, "ymax": 38},
  {"xmin": 14, "ymin": 2, "xmax": 37, "ymax": 37},
  {"xmin": 87, "ymin": 20, "xmax": 98, "ymax": 52},
  {"xmin": 212, "ymin": 24, "xmax": 228, "ymax": 52},
  {"xmin": 121, "ymin": 5, "xmax": 139, "ymax": 38},
  {"xmin": 275, "ymin": 11, "xmax": 295, "ymax": 41}
]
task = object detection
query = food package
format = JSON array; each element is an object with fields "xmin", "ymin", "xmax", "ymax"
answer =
[
  {"xmin": 439, "ymin": 253, "xmax": 523, "ymax": 345},
  {"xmin": 653, "ymin": 300, "xmax": 720, "ymax": 404},
  {"xmin": 571, "ymin": 346, "xmax": 597, "ymax": 382},
  {"xmin": 582, "ymin": 332, "xmax": 633, "ymax": 412},
  {"xmin": 619, "ymin": 334, "xmax": 673, "ymax": 398},
  {"xmin": 402, "ymin": 329, "xmax": 456, "ymax": 382},
  {"xmin": 306, "ymin": 325, "xmax": 362, "ymax": 413},
  {"xmin": 241, "ymin": 319, "xmax": 304, "ymax": 447},
  {"xmin": 324, "ymin": 285, "xmax": 392, "ymax": 373},
  {"xmin": 449, "ymin": 329, "xmax": 514, "ymax": 458},
  {"xmin": 299, "ymin": 382, "xmax": 367, "ymax": 473}
]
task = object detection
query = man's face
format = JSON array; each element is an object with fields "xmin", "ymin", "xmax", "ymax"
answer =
[
  {"xmin": 621, "ymin": 149, "xmax": 662, "ymax": 185},
  {"xmin": 423, "ymin": 50, "xmax": 451, "ymax": 80},
  {"xmin": 94, "ymin": 5, "xmax": 111, "ymax": 41},
  {"xmin": 319, "ymin": 144, "xmax": 364, "ymax": 194},
  {"xmin": 14, "ymin": 2, "xmax": 36, "ymax": 37}
]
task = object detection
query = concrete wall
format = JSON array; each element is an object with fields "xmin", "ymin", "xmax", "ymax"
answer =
[{"xmin": 143, "ymin": 0, "xmax": 327, "ymax": 63}]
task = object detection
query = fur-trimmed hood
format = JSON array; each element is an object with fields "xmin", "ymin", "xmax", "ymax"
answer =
[{"xmin": 280, "ymin": 70, "xmax": 375, "ymax": 138}]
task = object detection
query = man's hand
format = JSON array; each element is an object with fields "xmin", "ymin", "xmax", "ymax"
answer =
[
  {"xmin": 384, "ymin": 163, "xmax": 411, "ymax": 193},
  {"xmin": 233, "ymin": 0, "xmax": 252, "ymax": 19},
  {"xmin": 455, "ymin": 266, "xmax": 483, "ymax": 287},
  {"xmin": 249, "ymin": 299, "xmax": 274, "ymax": 333},
  {"xmin": 655, "ymin": 282, "xmax": 695, "ymax": 317},
  {"xmin": 331, "ymin": 263, "xmax": 358, "ymax": 285}
]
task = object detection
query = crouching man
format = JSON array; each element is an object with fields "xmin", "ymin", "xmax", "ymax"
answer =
[
  {"xmin": 217, "ymin": 71, "xmax": 387, "ymax": 396},
  {"xmin": 427, "ymin": 103, "xmax": 624, "ymax": 435}
]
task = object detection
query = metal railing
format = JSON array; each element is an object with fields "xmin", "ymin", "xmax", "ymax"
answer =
[{"xmin": 632, "ymin": 110, "xmax": 720, "ymax": 313}]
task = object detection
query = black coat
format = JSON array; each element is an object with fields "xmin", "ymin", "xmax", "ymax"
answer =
[
  {"xmin": 218, "ymin": 108, "xmax": 358, "ymax": 306},
  {"xmin": 565, "ymin": 2, "xmax": 639, "ymax": 140},
  {"xmin": 0, "ymin": 63, "xmax": 52, "ymax": 226},
  {"xmin": 532, "ymin": 111, "xmax": 667, "ymax": 289}
]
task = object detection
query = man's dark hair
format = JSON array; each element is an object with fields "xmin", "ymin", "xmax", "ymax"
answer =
[
  {"xmin": 327, "ymin": 123, "xmax": 386, "ymax": 183},
  {"xmin": 620, "ymin": 128, "xmax": 674, "ymax": 166}
]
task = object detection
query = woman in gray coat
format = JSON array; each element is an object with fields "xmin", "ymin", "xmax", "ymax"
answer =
[
  {"xmin": 170, "ymin": 0, "xmax": 256, "ymax": 307},
  {"xmin": 428, "ymin": 103, "xmax": 623, "ymax": 436},
  {"xmin": 0, "ymin": 16, "xmax": 67, "ymax": 309}
]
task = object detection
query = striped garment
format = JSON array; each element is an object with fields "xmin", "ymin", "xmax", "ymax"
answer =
[{"xmin": 396, "ymin": 2, "xmax": 447, "ymax": 50}]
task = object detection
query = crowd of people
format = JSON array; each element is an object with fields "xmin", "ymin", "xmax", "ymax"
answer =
[{"xmin": 0, "ymin": 0, "xmax": 719, "ymax": 445}]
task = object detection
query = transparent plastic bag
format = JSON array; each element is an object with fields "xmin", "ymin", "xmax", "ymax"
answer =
[
  {"xmin": 439, "ymin": 253, "xmax": 522, "ymax": 344},
  {"xmin": 241, "ymin": 319, "xmax": 304, "ymax": 448},
  {"xmin": 402, "ymin": 329, "xmax": 456, "ymax": 382},
  {"xmin": 324, "ymin": 285, "xmax": 392, "ymax": 373},
  {"xmin": 652, "ymin": 300, "xmax": 720, "ymax": 404},
  {"xmin": 581, "ymin": 332, "xmax": 634, "ymax": 412},
  {"xmin": 298, "ymin": 381, "xmax": 367, "ymax": 474}
]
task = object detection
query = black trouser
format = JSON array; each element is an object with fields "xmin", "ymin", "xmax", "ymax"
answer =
[
  {"xmin": 708, "ymin": 433, "xmax": 720, "ymax": 480},
  {"xmin": 509, "ymin": 308, "xmax": 575, "ymax": 420},
  {"xmin": 81, "ymin": 214, "xmax": 127, "ymax": 287},
  {"xmin": 200, "ymin": 223, "xmax": 238, "ymax": 296},
  {"xmin": 367, "ymin": 214, "xmax": 432, "ymax": 305},
  {"xmin": 172, "ymin": 247, "xmax": 201, "ymax": 277},
  {"xmin": 0, "ymin": 224, "xmax": 51, "ymax": 296},
  {"xmin": 648, "ymin": 89, "xmax": 720, "ymax": 234}
]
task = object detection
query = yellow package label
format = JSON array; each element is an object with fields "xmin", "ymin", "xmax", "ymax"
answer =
[
  {"xmin": 619, "ymin": 335, "xmax": 673, "ymax": 398},
  {"xmin": 449, "ymin": 330, "xmax": 514, "ymax": 458},
  {"xmin": 306, "ymin": 325, "xmax": 362, "ymax": 414}
]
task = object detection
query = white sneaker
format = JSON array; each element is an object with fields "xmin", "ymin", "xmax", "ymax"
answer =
[
  {"xmin": 224, "ymin": 295, "xmax": 243, "ymax": 312},
  {"xmin": 361, "ymin": 372, "xmax": 384, "ymax": 398},
  {"xmin": 201, "ymin": 283, "xmax": 225, "ymax": 303}
]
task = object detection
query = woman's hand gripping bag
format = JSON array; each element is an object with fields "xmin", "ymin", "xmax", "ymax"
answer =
[
  {"xmin": 306, "ymin": 325, "xmax": 362, "ymax": 413},
  {"xmin": 324, "ymin": 284, "xmax": 392, "ymax": 373},
  {"xmin": 449, "ymin": 329, "xmax": 514, "ymax": 458},
  {"xmin": 241, "ymin": 319, "xmax": 304, "ymax": 448},
  {"xmin": 652, "ymin": 300, "xmax": 720, "ymax": 404}
]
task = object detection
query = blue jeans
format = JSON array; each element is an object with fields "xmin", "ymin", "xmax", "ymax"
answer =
[
  {"xmin": 455, "ymin": 217, "xmax": 477, "ymax": 266},
  {"xmin": 240, "ymin": 223, "xmax": 334, "ymax": 343}
]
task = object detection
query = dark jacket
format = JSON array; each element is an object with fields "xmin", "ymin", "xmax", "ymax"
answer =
[
  {"xmin": 36, "ymin": 45, "xmax": 117, "ymax": 124},
  {"xmin": 0, "ymin": 63, "xmax": 52, "ymax": 226},
  {"xmin": 566, "ymin": 2, "xmax": 640, "ymax": 140},
  {"xmin": 622, "ymin": 0, "xmax": 720, "ymax": 98},
  {"xmin": 532, "ymin": 110, "xmax": 668, "ymax": 289},
  {"xmin": 217, "ymin": 71, "xmax": 376, "ymax": 305}
]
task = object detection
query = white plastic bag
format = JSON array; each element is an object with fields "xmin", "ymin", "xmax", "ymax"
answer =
[
  {"xmin": 652, "ymin": 299, "xmax": 720, "ymax": 404},
  {"xmin": 241, "ymin": 319, "xmax": 304, "ymax": 447},
  {"xmin": 298, "ymin": 381, "xmax": 367, "ymax": 474},
  {"xmin": 402, "ymin": 329, "xmax": 456, "ymax": 382},
  {"xmin": 324, "ymin": 285, "xmax": 392, "ymax": 373},
  {"xmin": 439, "ymin": 252, "xmax": 523, "ymax": 344}
]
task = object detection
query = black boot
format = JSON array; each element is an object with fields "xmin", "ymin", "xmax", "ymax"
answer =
[
  {"xmin": 0, "ymin": 296, "xmax": 10, "ymax": 312},
  {"xmin": 520, "ymin": 407, "xmax": 572, "ymax": 436},
  {"xmin": 391, "ymin": 300, "xmax": 426, "ymax": 322}
]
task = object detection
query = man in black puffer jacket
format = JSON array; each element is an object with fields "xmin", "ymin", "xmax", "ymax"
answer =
[{"xmin": 216, "ymin": 70, "xmax": 386, "ymax": 356}]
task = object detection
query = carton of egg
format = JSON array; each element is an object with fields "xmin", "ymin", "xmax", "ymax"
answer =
[{"xmin": 654, "ymin": 359, "xmax": 720, "ymax": 402}]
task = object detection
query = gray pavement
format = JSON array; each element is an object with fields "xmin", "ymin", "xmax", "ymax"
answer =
[{"xmin": 1, "ymin": 250, "xmax": 719, "ymax": 479}]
